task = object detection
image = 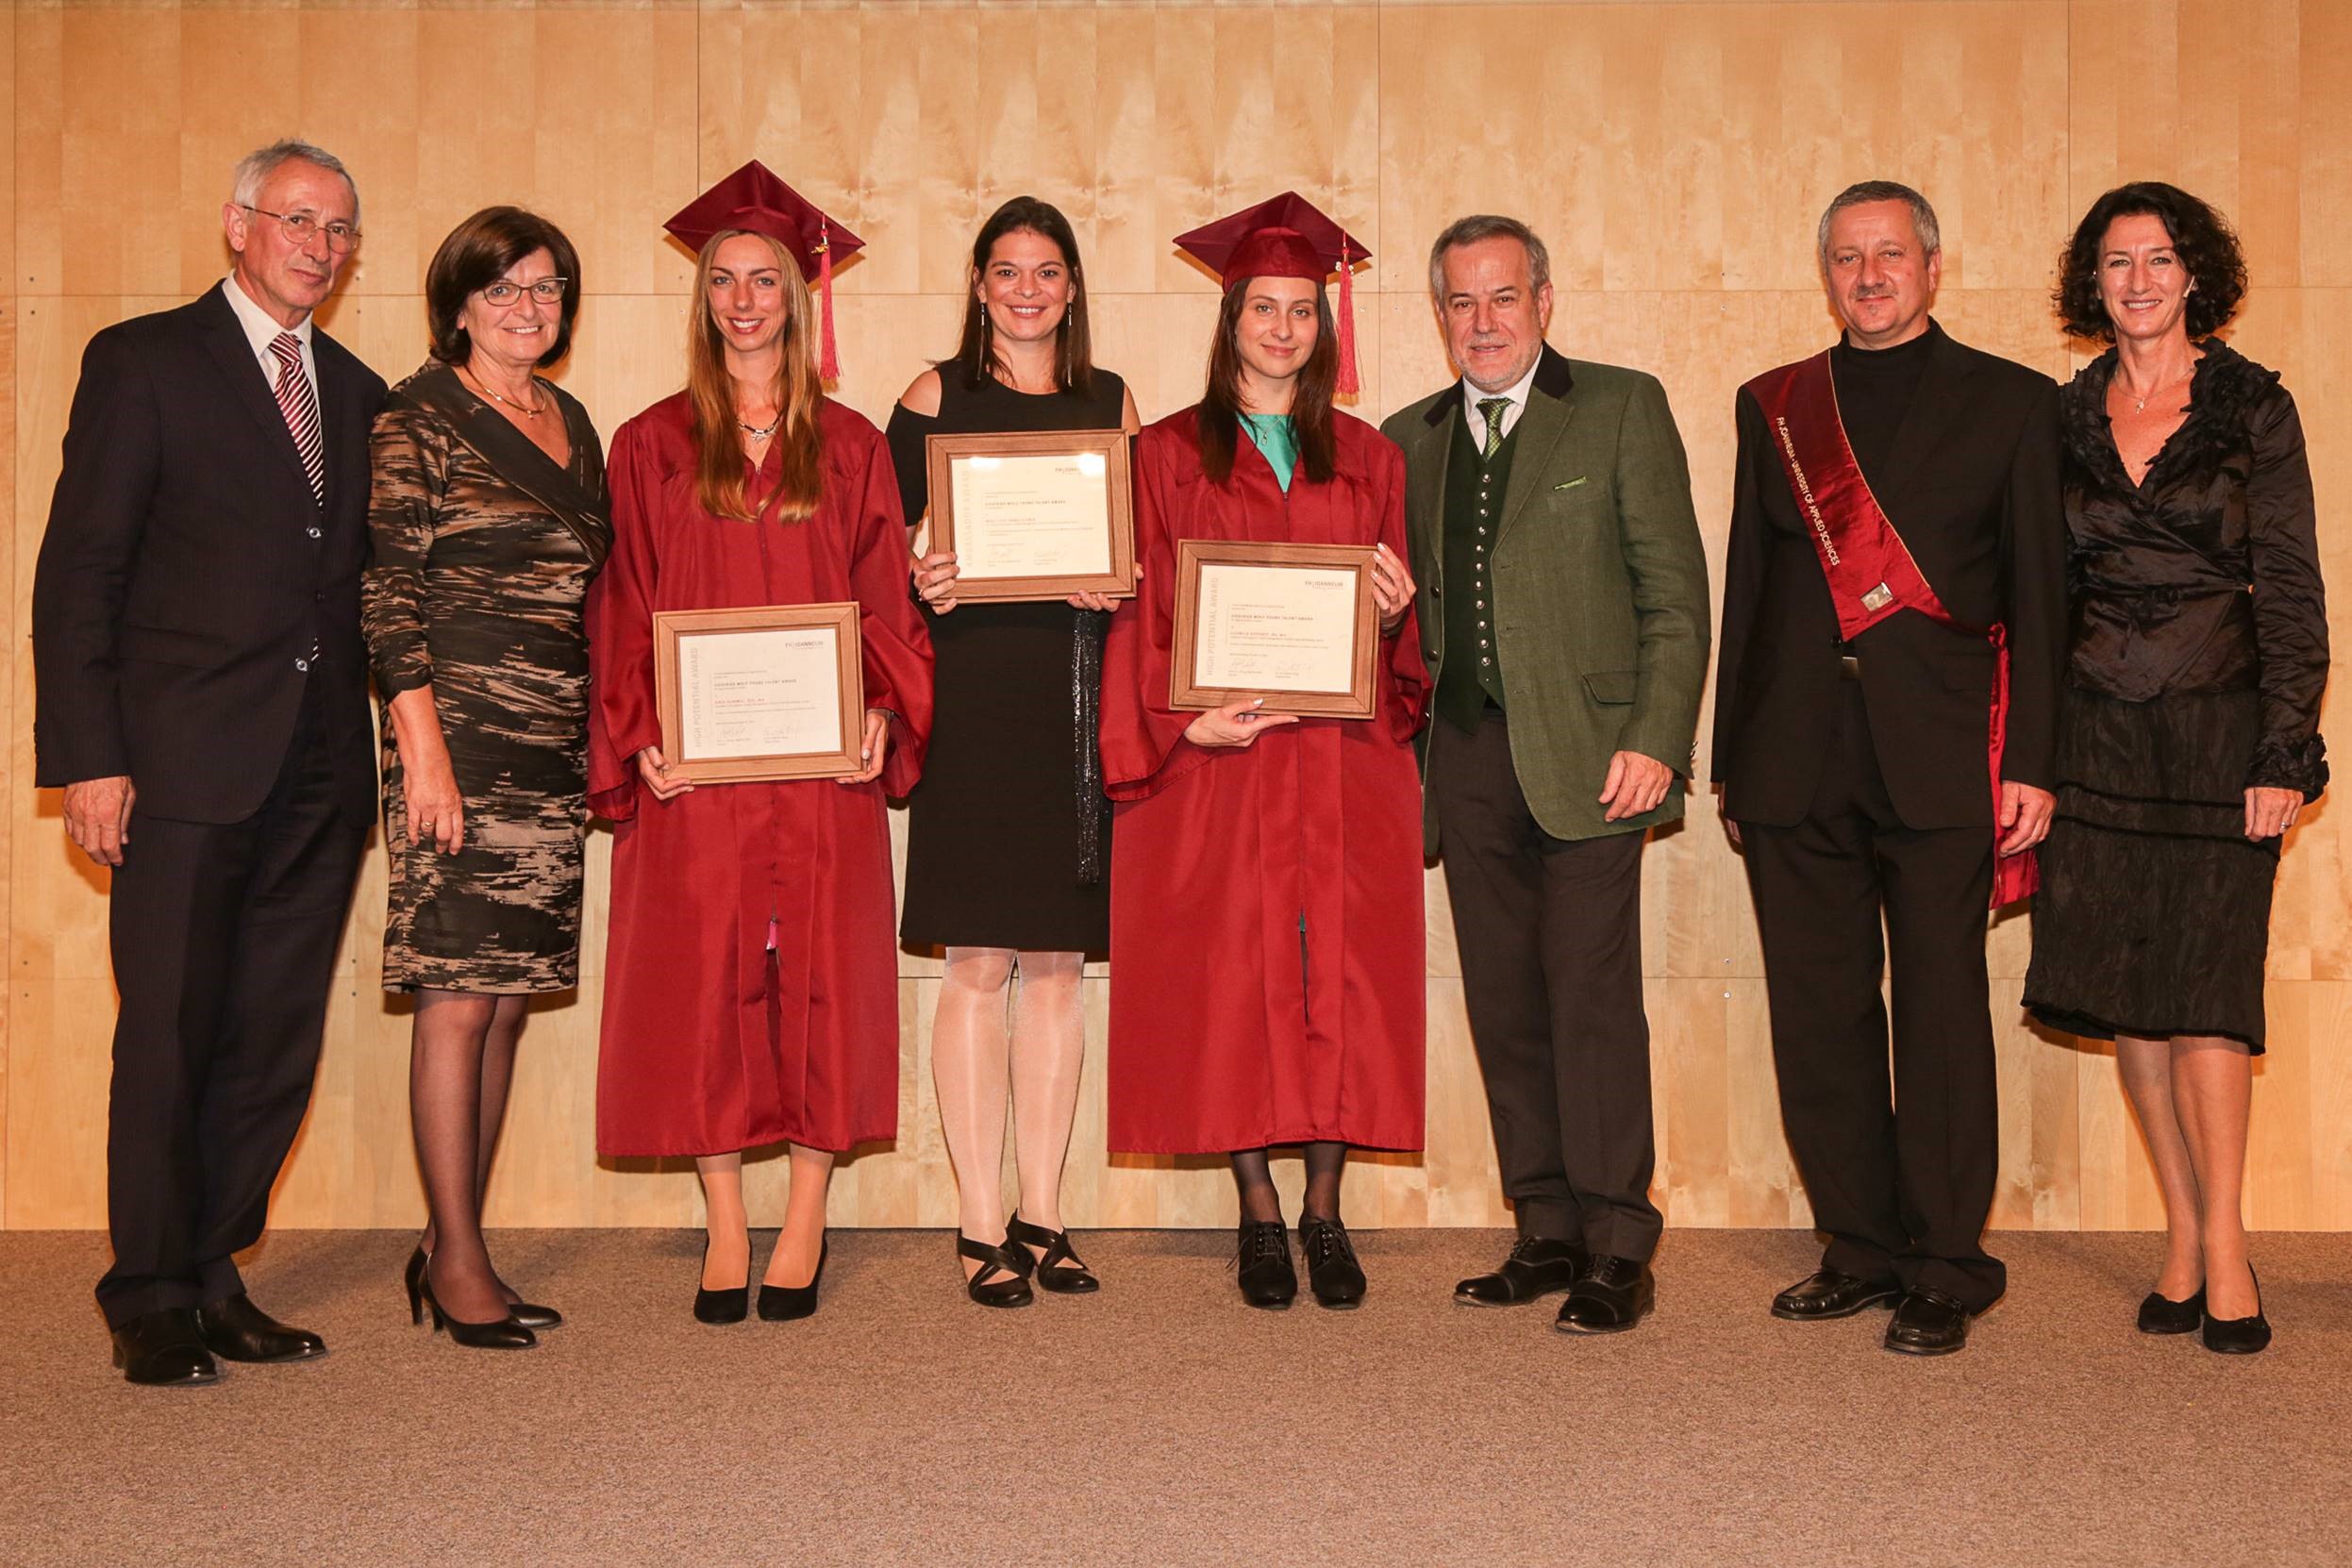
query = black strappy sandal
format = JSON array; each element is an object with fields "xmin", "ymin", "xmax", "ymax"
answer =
[
  {"xmin": 1007, "ymin": 1213, "xmax": 1100, "ymax": 1294},
  {"xmin": 958, "ymin": 1232, "xmax": 1035, "ymax": 1308}
]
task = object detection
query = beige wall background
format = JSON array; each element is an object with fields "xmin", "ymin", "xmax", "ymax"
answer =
[{"xmin": 4, "ymin": 0, "xmax": 2345, "ymax": 1233}]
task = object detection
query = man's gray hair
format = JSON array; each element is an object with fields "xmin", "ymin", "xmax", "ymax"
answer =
[
  {"xmin": 1427, "ymin": 214, "xmax": 1551, "ymax": 299},
  {"xmin": 231, "ymin": 139, "xmax": 359, "ymax": 224},
  {"xmin": 1816, "ymin": 180, "xmax": 1938, "ymax": 269}
]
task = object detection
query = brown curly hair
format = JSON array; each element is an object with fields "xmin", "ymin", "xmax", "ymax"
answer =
[{"xmin": 2054, "ymin": 182, "xmax": 2247, "ymax": 342}]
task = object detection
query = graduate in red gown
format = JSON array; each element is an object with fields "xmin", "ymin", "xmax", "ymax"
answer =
[
  {"xmin": 587, "ymin": 163, "xmax": 933, "ymax": 1323},
  {"xmin": 1100, "ymin": 194, "xmax": 1429, "ymax": 1309}
]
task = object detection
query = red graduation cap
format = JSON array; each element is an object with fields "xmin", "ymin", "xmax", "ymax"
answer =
[
  {"xmin": 664, "ymin": 160, "xmax": 864, "ymax": 380},
  {"xmin": 1175, "ymin": 192, "xmax": 1370, "ymax": 396}
]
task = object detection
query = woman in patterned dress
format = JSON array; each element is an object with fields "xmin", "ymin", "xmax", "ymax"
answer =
[{"xmin": 362, "ymin": 208, "xmax": 609, "ymax": 1348}]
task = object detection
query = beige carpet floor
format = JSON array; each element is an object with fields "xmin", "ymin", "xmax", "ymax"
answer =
[{"xmin": 2, "ymin": 1228, "xmax": 2346, "ymax": 1567}]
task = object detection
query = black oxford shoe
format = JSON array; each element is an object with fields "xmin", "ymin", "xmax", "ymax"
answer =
[
  {"xmin": 1455, "ymin": 1236, "xmax": 1588, "ymax": 1307},
  {"xmin": 111, "ymin": 1309, "xmax": 219, "ymax": 1388},
  {"xmin": 1297, "ymin": 1215, "xmax": 1367, "ymax": 1309},
  {"xmin": 1772, "ymin": 1268, "xmax": 1901, "ymax": 1321},
  {"xmin": 196, "ymin": 1293, "xmax": 326, "ymax": 1363},
  {"xmin": 2136, "ymin": 1287, "xmax": 2204, "ymax": 1336},
  {"xmin": 1555, "ymin": 1255, "xmax": 1655, "ymax": 1334},
  {"xmin": 1884, "ymin": 1288, "xmax": 1974, "ymax": 1356},
  {"xmin": 1235, "ymin": 1220, "xmax": 1297, "ymax": 1309}
]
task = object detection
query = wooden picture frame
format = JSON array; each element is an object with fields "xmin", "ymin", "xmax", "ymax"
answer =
[
  {"xmin": 654, "ymin": 603, "xmax": 865, "ymax": 783},
  {"xmin": 923, "ymin": 428, "xmax": 1136, "ymax": 603},
  {"xmin": 1168, "ymin": 540, "xmax": 1378, "ymax": 721}
]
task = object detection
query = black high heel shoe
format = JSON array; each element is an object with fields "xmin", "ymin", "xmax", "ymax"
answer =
[
  {"xmin": 1007, "ymin": 1213, "xmax": 1098, "ymax": 1294},
  {"xmin": 759, "ymin": 1239, "xmax": 828, "ymax": 1322},
  {"xmin": 694, "ymin": 1236, "xmax": 750, "ymax": 1325},
  {"xmin": 958, "ymin": 1232, "xmax": 1035, "ymax": 1308},
  {"xmin": 409, "ymin": 1243, "xmax": 563, "ymax": 1329},
  {"xmin": 2200, "ymin": 1265, "xmax": 2271, "ymax": 1355},
  {"xmin": 417, "ymin": 1258, "xmax": 536, "ymax": 1350}
]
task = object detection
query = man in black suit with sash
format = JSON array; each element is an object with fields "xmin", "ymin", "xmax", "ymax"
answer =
[
  {"xmin": 1714, "ymin": 182, "xmax": 2064, "ymax": 1355},
  {"xmin": 33, "ymin": 140, "xmax": 385, "ymax": 1384}
]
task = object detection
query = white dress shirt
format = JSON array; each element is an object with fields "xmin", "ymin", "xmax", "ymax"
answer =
[
  {"xmin": 222, "ymin": 274, "xmax": 318, "ymax": 400},
  {"xmin": 1460, "ymin": 356, "xmax": 1542, "ymax": 447}
]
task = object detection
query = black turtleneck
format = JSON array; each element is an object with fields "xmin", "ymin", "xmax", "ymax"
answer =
[{"xmin": 1828, "ymin": 327, "xmax": 1935, "ymax": 485}]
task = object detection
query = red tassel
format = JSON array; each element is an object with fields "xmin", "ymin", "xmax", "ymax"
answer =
[
  {"xmin": 817, "ymin": 222, "xmax": 842, "ymax": 382},
  {"xmin": 1335, "ymin": 247, "xmax": 1360, "ymax": 399}
]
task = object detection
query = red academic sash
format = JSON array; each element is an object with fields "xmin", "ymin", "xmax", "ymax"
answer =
[{"xmin": 1745, "ymin": 351, "xmax": 2038, "ymax": 909}]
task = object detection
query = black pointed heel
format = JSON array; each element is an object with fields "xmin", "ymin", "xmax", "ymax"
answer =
[
  {"xmin": 1007, "ymin": 1213, "xmax": 1099, "ymax": 1294},
  {"xmin": 2200, "ymin": 1266, "xmax": 2271, "ymax": 1355},
  {"xmin": 412, "ymin": 1241, "xmax": 560, "ymax": 1328},
  {"xmin": 759, "ymin": 1239, "xmax": 828, "ymax": 1322},
  {"xmin": 694, "ymin": 1236, "xmax": 749, "ymax": 1325},
  {"xmin": 958, "ymin": 1232, "xmax": 1035, "ymax": 1308},
  {"xmin": 417, "ymin": 1259, "xmax": 536, "ymax": 1350},
  {"xmin": 405, "ymin": 1245, "xmax": 428, "ymax": 1326}
]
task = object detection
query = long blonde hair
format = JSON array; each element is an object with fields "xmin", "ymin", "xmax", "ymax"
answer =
[{"xmin": 686, "ymin": 229, "xmax": 825, "ymax": 523}]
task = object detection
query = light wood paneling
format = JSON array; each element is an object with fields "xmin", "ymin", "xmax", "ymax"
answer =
[{"xmin": 5, "ymin": 1, "xmax": 2345, "ymax": 1232}]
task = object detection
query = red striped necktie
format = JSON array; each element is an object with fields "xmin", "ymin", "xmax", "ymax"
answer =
[{"xmin": 268, "ymin": 331, "xmax": 325, "ymax": 505}]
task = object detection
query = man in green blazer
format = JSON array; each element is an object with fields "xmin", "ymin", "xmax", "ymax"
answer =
[{"xmin": 1381, "ymin": 215, "xmax": 1710, "ymax": 1335}]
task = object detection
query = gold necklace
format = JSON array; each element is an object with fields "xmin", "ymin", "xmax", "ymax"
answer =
[
  {"xmin": 2114, "ymin": 363, "xmax": 2192, "ymax": 413},
  {"xmin": 464, "ymin": 363, "xmax": 545, "ymax": 418}
]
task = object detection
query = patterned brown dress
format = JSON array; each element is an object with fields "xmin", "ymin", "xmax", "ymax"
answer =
[{"xmin": 361, "ymin": 363, "xmax": 611, "ymax": 993}]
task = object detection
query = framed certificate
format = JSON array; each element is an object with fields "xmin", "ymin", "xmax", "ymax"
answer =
[
  {"xmin": 924, "ymin": 429, "xmax": 1136, "ymax": 603},
  {"xmin": 654, "ymin": 603, "xmax": 865, "ymax": 783},
  {"xmin": 1168, "ymin": 540, "xmax": 1378, "ymax": 721}
]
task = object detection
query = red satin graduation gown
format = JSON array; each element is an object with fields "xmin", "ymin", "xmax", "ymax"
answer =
[
  {"xmin": 587, "ymin": 393, "xmax": 933, "ymax": 1157},
  {"xmin": 1100, "ymin": 408, "xmax": 1430, "ymax": 1154}
]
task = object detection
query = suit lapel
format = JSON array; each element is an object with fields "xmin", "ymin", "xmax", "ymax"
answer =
[
  {"xmin": 315, "ymin": 338, "xmax": 353, "ymax": 519},
  {"xmin": 1494, "ymin": 346, "xmax": 1576, "ymax": 549},
  {"xmin": 196, "ymin": 285, "xmax": 321, "ymax": 505},
  {"xmin": 1873, "ymin": 324, "xmax": 1977, "ymax": 516},
  {"xmin": 1406, "ymin": 393, "xmax": 1456, "ymax": 583}
]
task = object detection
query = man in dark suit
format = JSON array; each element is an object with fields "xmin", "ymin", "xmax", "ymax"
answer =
[
  {"xmin": 1383, "ymin": 216, "xmax": 1711, "ymax": 1335},
  {"xmin": 1714, "ymin": 181, "xmax": 2064, "ymax": 1355},
  {"xmin": 33, "ymin": 140, "xmax": 386, "ymax": 1385}
]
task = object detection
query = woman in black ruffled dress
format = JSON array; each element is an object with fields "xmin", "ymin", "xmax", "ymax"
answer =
[{"xmin": 2024, "ymin": 183, "xmax": 2327, "ymax": 1355}]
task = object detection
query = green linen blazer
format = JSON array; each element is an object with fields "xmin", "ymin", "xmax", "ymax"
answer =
[{"xmin": 1381, "ymin": 345, "xmax": 1711, "ymax": 850}]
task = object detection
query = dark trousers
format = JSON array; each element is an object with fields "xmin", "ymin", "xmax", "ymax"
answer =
[
  {"xmin": 1427, "ymin": 711, "xmax": 1660, "ymax": 1262},
  {"xmin": 95, "ymin": 682, "xmax": 369, "ymax": 1327},
  {"xmin": 1739, "ymin": 682, "xmax": 2005, "ymax": 1311}
]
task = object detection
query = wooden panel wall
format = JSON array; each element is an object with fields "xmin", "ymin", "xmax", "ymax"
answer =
[{"xmin": 6, "ymin": 0, "xmax": 2345, "ymax": 1231}]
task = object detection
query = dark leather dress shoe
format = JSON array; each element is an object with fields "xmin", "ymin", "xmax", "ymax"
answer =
[
  {"xmin": 1555, "ymin": 1255, "xmax": 1655, "ymax": 1334},
  {"xmin": 1884, "ymin": 1288, "xmax": 1974, "ymax": 1356},
  {"xmin": 2136, "ymin": 1287, "xmax": 2204, "ymax": 1336},
  {"xmin": 111, "ymin": 1309, "xmax": 218, "ymax": 1387},
  {"xmin": 1236, "ymin": 1220, "xmax": 1296, "ymax": 1309},
  {"xmin": 2200, "ymin": 1267, "xmax": 2270, "ymax": 1355},
  {"xmin": 196, "ymin": 1293, "xmax": 325, "ymax": 1363},
  {"xmin": 1772, "ymin": 1268, "xmax": 1901, "ymax": 1321},
  {"xmin": 1456, "ymin": 1236, "xmax": 1588, "ymax": 1306},
  {"xmin": 1297, "ymin": 1215, "xmax": 1366, "ymax": 1309}
]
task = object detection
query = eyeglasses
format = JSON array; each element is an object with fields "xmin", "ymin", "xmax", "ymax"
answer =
[
  {"xmin": 242, "ymin": 205, "xmax": 361, "ymax": 251},
  {"xmin": 477, "ymin": 278, "xmax": 570, "ymax": 307}
]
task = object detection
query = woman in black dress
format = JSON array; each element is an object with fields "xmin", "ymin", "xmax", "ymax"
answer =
[
  {"xmin": 363, "ymin": 208, "xmax": 609, "ymax": 1347},
  {"xmin": 888, "ymin": 197, "xmax": 1139, "ymax": 1305},
  {"xmin": 2024, "ymin": 183, "xmax": 2327, "ymax": 1354}
]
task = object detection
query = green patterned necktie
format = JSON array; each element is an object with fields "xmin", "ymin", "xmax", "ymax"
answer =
[{"xmin": 1477, "ymin": 396, "xmax": 1511, "ymax": 459}]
